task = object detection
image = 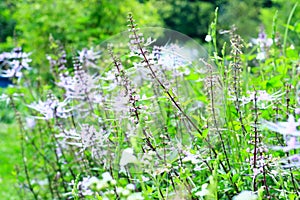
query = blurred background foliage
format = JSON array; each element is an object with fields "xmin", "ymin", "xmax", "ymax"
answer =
[
  {"xmin": 0, "ymin": 0, "xmax": 299, "ymax": 64},
  {"xmin": 0, "ymin": 0, "xmax": 163, "ymax": 70}
]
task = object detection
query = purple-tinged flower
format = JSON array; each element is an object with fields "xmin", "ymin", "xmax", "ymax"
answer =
[
  {"xmin": 57, "ymin": 63, "xmax": 101, "ymax": 103},
  {"xmin": 230, "ymin": 90, "xmax": 283, "ymax": 109},
  {"xmin": 263, "ymin": 115, "xmax": 300, "ymax": 168},
  {"xmin": 57, "ymin": 124, "xmax": 109, "ymax": 159},
  {"xmin": 271, "ymin": 136, "xmax": 300, "ymax": 152},
  {"xmin": 0, "ymin": 47, "xmax": 32, "ymax": 80},
  {"xmin": 251, "ymin": 27, "xmax": 273, "ymax": 61},
  {"xmin": 0, "ymin": 93, "xmax": 21, "ymax": 105},
  {"xmin": 78, "ymin": 48, "xmax": 101, "ymax": 68},
  {"xmin": 28, "ymin": 94, "xmax": 72, "ymax": 120},
  {"xmin": 251, "ymin": 29, "xmax": 273, "ymax": 49},
  {"xmin": 182, "ymin": 151, "xmax": 200, "ymax": 164},
  {"xmin": 280, "ymin": 154, "xmax": 300, "ymax": 168},
  {"xmin": 263, "ymin": 115, "xmax": 300, "ymax": 136},
  {"xmin": 107, "ymin": 90, "xmax": 130, "ymax": 113},
  {"xmin": 25, "ymin": 117, "xmax": 36, "ymax": 129},
  {"xmin": 75, "ymin": 176, "xmax": 101, "ymax": 196}
]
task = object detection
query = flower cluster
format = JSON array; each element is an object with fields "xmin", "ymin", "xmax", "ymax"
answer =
[
  {"xmin": 57, "ymin": 59, "xmax": 101, "ymax": 103},
  {"xmin": 263, "ymin": 115, "xmax": 300, "ymax": 168},
  {"xmin": 57, "ymin": 124, "xmax": 109, "ymax": 159},
  {"xmin": 28, "ymin": 92, "xmax": 73, "ymax": 120},
  {"xmin": 235, "ymin": 90, "xmax": 284, "ymax": 109},
  {"xmin": 78, "ymin": 48, "xmax": 101, "ymax": 68},
  {"xmin": 67, "ymin": 172, "xmax": 143, "ymax": 199},
  {"xmin": 251, "ymin": 27, "xmax": 273, "ymax": 61},
  {"xmin": 0, "ymin": 47, "xmax": 32, "ymax": 80}
]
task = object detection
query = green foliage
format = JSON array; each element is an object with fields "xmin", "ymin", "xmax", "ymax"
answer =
[
  {"xmin": 10, "ymin": 0, "xmax": 163, "ymax": 72},
  {"xmin": 0, "ymin": 123, "xmax": 21, "ymax": 199},
  {"xmin": 261, "ymin": 0, "xmax": 300, "ymax": 35},
  {"xmin": 218, "ymin": 0, "xmax": 264, "ymax": 39},
  {"xmin": 0, "ymin": 1, "xmax": 16, "ymax": 51},
  {"xmin": 154, "ymin": 0, "xmax": 215, "ymax": 40}
]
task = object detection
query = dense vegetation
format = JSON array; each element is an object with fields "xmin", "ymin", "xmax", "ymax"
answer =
[{"xmin": 0, "ymin": 0, "xmax": 299, "ymax": 199}]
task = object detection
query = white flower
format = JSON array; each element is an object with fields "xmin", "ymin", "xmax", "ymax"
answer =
[
  {"xmin": 144, "ymin": 37, "xmax": 156, "ymax": 46},
  {"xmin": 233, "ymin": 191, "xmax": 258, "ymax": 200},
  {"xmin": 0, "ymin": 52, "xmax": 9, "ymax": 62},
  {"xmin": 80, "ymin": 124, "xmax": 104, "ymax": 148},
  {"xmin": 96, "ymin": 180, "xmax": 109, "ymax": 190},
  {"xmin": 281, "ymin": 154, "xmax": 300, "ymax": 168},
  {"xmin": 253, "ymin": 168, "xmax": 260, "ymax": 177},
  {"xmin": 28, "ymin": 96, "xmax": 72, "ymax": 120},
  {"xmin": 78, "ymin": 48, "xmax": 101, "ymax": 68},
  {"xmin": 0, "ymin": 93, "xmax": 20, "ymax": 105},
  {"xmin": 262, "ymin": 115, "xmax": 300, "ymax": 136},
  {"xmin": 290, "ymin": 44, "xmax": 295, "ymax": 50},
  {"xmin": 77, "ymin": 176, "xmax": 100, "ymax": 196},
  {"xmin": 251, "ymin": 29, "xmax": 272, "ymax": 61},
  {"xmin": 271, "ymin": 136, "xmax": 300, "ymax": 152},
  {"xmin": 119, "ymin": 148, "xmax": 138, "ymax": 167},
  {"xmin": 158, "ymin": 44, "xmax": 190, "ymax": 71},
  {"xmin": 251, "ymin": 38, "xmax": 273, "ymax": 48},
  {"xmin": 263, "ymin": 115, "xmax": 300, "ymax": 168},
  {"xmin": 1, "ymin": 68, "xmax": 23, "ymax": 78},
  {"xmin": 251, "ymin": 29, "xmax": 273, "ymax": 48},
  {"xmin": 127, "ymin": 63, "xmax": 151, "ymax": 85},
  {"xmin": 0, "ymin": 48, "xmax": 32, "ymax": 80},
  {"xmin": 109, "ymin": 90, "xmax": 129, "ymax": 113},
  {"xmin": 256, "ymin": 52, "xmax": 266, "ymax": 61},
  {"xmin": 205, "ymin": 35, "xmax": 212, "ymax": 42},
  {"xmin": 57, "ymin": 70, "xmax": 100, "ymax": 101},
  {"xmin": 25, "ymin": 117, "xmax": 36, "ymax": 129},
  {"xmin": 126, "ymin": 183, "xmax": 135, "ymax": 190},
  {"xmin": 102, "ymin": 172, "xmax": 113, "ymax": 182},
  {"xmin": 195, "ymin": 183, "xmax": 209, "ymax": 197},
  {"xmin": 127, "ymin": 192, "xmax": 144, "ymax": 200},
  {"xmin": 182, "ymin": 151, "xmax": 200, "ymax": 164},
  {"xmin": 56, "ymin": 128, "xmax": 79, "ymax": 140},
  {"xmin": 236, "ymin": 90, "xmax": 283, "ymax": 108},
  {"xmin": 250, "ymin": 90, "xmax": 281, "ymax": 101},
  {"xmin": 57, "ymin": 125, "xmax": 109, "ymax": 159},
  {"xmin": 141, "ymin": 176, "xmax": 149, "ymax": 182}
]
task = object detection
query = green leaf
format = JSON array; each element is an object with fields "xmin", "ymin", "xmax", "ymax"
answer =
[
  {"xmin": 232, "ymin": 173, "xmax": 239, "ymax": 183},
  {"xmin": 266, "ymin": 75, "xmax": 283, "ymax": 89}
]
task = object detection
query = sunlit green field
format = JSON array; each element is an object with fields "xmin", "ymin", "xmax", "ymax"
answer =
[{"xmin": 0, "ymin": 123, "xmax": 20, "ymax": 199}]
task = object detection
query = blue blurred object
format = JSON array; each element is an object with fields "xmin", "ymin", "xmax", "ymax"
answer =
[{"xmin": 0, "ymin": 77, "xmax": 12, "ymax": 88}]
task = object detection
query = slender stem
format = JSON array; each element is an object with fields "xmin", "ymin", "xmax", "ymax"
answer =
[
  {"xmin": 283, "ymin": 3, "xmax": 298, "ymax": 56},
  {"xmin": 10, "ymin": 97, "xmax": 39, "ymax": 200},
  {"xmin": 252, "ymin": 90, "xmax": 258, "ymax": 191},
  {"xmin": 108, "ymin": 47, "xmax": 163, "ymax": 160},
  {"xmin": 128, "ymin": 16, "xmax": 239, "ymax": 194}
]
